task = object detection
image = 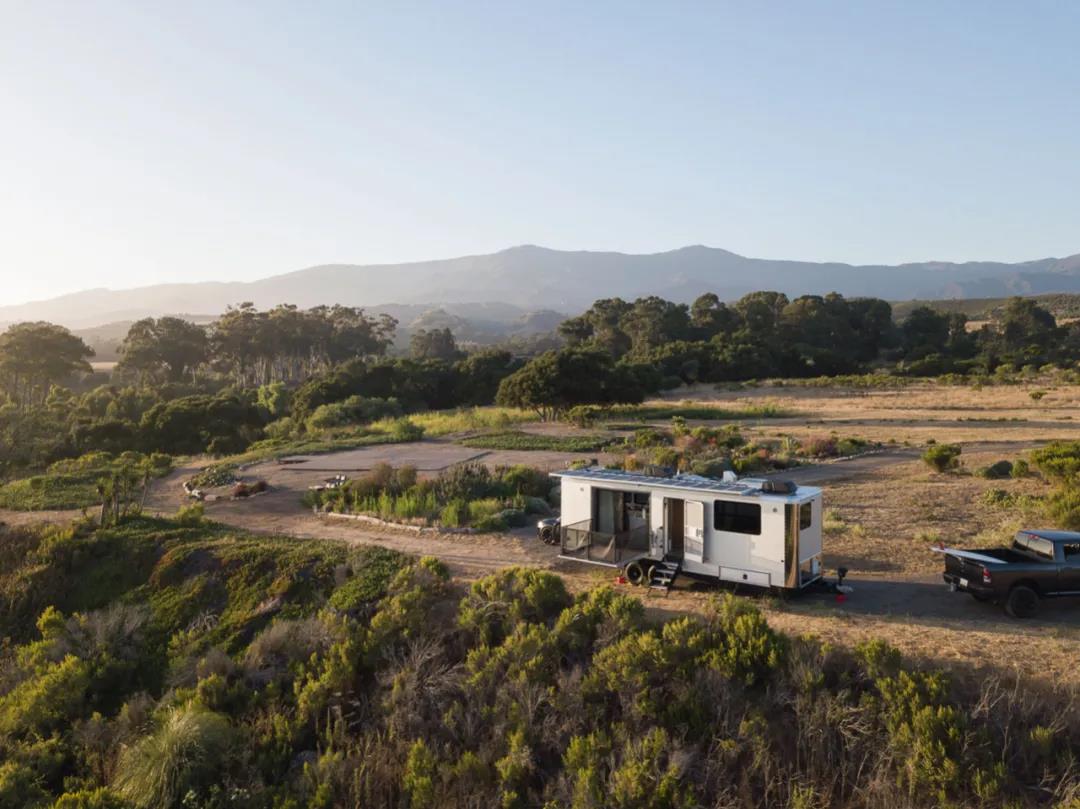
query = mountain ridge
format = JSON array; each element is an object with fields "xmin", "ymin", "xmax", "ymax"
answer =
[{"xmin": 4, "ymin": 245, "xmax": 1080, "ymax": 329}]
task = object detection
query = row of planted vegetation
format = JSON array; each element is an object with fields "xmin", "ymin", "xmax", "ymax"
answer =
[
  {"xmin": 0, "ymin": 514, "xmax": 1077, "ymax": 808},
  {"xmin": 297, "ymin": 420, "xmax": 881, "ymax": 532},
  {"xmin": 302, "ymin": 462, "xmax": 555, "ymax": 532}
]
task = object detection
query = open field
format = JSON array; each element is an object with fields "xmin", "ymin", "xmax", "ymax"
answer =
[{"xmin": 124, "ymin": 378, "xmax": 1080, "ymax": 687}]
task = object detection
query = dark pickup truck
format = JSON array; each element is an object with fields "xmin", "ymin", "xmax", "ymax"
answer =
[{"xmin": 935, "ymin": 530, "xmax": 1080, "ymax": 618}]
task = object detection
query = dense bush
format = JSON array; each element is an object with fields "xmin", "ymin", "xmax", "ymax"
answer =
[
  {"xmin": 305, "ymin": 394, "xmax": 403, "ymax": 431},
  {"xmin": 306, "ymin": 462, "xmax": 555, "ymax": 532},
  {"xmin": 923, "ymin": 443, "xmax": 962, "ymax": 473},
  {"xmin": 977, "ymin": 459, "xmax": 1014, "ymax": 479},
  {"xmin": 0, "ymin": 518, "xmax": 1077, "ymax": 808}
]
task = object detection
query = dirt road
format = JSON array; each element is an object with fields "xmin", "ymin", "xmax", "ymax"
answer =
[{"xmin": 140, "ymin": 440, "xmax": 1080, "ymax": 684}]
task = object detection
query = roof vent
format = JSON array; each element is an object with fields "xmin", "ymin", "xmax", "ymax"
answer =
[{"xmin": 761, "ymin": 479, "xmax": 797, "ymax": 495}]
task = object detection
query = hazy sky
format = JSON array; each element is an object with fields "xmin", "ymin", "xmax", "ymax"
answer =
[{"xmin": 3, "ymin": 1, "xmax": 1079, "ymax": 306}]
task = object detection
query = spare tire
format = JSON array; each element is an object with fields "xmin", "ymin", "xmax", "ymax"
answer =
[
  {"xmin": 1005, "ymin": 585, "xmax": 1039, "ymax": 619},
  {"xmin": 624, "ymin": 561, "xmax": 646, "ymax": 586}
]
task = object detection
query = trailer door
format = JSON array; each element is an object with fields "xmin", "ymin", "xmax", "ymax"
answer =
[{"xmin": 684, "ymin": 500, "xmax": 705, "ymax": 564}]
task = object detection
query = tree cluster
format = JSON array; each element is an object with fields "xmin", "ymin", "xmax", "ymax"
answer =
[{"xmin": 117, "ymin": 304, "xmax": 397, "ymax": 386}]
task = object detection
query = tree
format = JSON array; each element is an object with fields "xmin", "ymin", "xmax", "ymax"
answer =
[
  {"xmin": 0, "ymin": 322, "xmax": 94, "ymax": 409},
  {"xmin": 901, "ymin": 307, "xmax": 951, "ymax": 358},
  {"xmin": 690, "ymin": 293, "xmax": 741, "ymax": 339},
  {"xmin": 117, "ymin": 317, "xmax": 208, "ymax": 383},
  {"xmin": 559, "ymin": 298, "xmax": 633, "ymax": 357},
  {"xmin": 621, "ymin": 297, "xmax": 691, "ymax": 355},
  {"xmin": 998, "ymin": 297, "xmax": 1058, "ymax": 356},
  {"xmin": 734, "ymin": 291, "xmax": 789, "ymax": 338},
  {"xmin": 410, "ymin": 327, "xmax": 461, "ymax": 361},
  {"xmin": 495, "ymin": 349, "xmax": 645, "ymax": 420},
  {"xmin": 454, "ymin": 349, "xmax": 517, "ymax": 406}
]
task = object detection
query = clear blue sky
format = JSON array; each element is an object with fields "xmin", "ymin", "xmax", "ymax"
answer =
[{"xmin": 3, "ymin": 1, "xmax": 1078, "ymax": 305}]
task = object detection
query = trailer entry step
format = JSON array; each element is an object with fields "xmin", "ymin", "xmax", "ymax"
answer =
[{"xmin": 648, "ymin": 559, "xmax": 681, "ymax": 595}]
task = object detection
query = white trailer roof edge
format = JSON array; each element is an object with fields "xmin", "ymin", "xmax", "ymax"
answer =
[{"xmin": 551, "ymin": 468, "xmax": 820, "ymax": 503}]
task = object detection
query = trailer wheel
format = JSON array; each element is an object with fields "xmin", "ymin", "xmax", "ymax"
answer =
[
  {"xmin": 1005, "ymin": 585, "xmax": 1039, "ymax": 619},
  {"xmin": 624, "ymin": 561, "xmax": 645, "ymax": 586}
]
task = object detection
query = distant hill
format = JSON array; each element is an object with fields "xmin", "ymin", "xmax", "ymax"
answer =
[{"xmin": 3, "ymin": 245, "xmax": 1080, "ymax": 329}]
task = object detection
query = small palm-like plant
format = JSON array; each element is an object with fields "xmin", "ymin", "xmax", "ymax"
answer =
[{"xmin": 114, "ymin": 704, "xmax": 232, "ymax": 808}]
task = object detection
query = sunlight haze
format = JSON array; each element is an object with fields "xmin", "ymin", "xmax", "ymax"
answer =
[{"xmin": 2, "ymin": 1, "xmax": 1078, "ymax": 305}]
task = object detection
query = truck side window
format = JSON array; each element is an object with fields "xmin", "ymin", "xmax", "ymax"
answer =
[
  {"xmin": 799, "ymin": 501, "xmax": 812, "ymax": 530},
  {"xmin": 714, "ymin": 500, "xmax": 761, "ymax": 535},
  {"xmin": 1064, "ymin": 543, "xmax": 1080, "ymax": 559}
]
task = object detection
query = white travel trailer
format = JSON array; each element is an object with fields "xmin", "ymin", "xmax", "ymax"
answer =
[{"xmin": 548, "ymin": 468, "xmax": 824, "ymax": 592}]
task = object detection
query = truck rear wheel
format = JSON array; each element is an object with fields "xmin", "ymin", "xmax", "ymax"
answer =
[{"xmin": 1005, "ymin": 585, "xmax": 1039, "ymax": 619}]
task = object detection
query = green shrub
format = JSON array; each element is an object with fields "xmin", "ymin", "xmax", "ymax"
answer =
[
  {"xmin": 467, "ymin": 498, "xmax": 504, "ymax": 524},
  {"xmin": 519, "ymin": 496, "xmax": 551, "ymax": 516},
  {"xmin": 172, "ymin": 503, "xmax": 205, "ymax": 527},
  {"xmin": 0, "ymin": 761, "xmax": 48, "ymax": 809},
  {"xmin": 706, "ymin": 594, "xmax": 785, "ymax": 686},
  {"xmin": 608, "ymin": 727, "xmax": 690, "ymax": 809},
  {"xmin": 472, "ymin": 513, "xmax": 508, "ymax": 533},
  {"xmin": 114, "ymin": 705, "xmax": 233, "ymax": 809},
  {"xmin": 390, "ymin": 418, "xmax": 425, "ymax": 442},
  {"xmin": 498, "ymin": 464, "xmax": 552, "ymax": 497},
  {"xmin": 458, "ymin": 568, "xmax": 572, "ymax": 644},
  {"xmin": 327, "ymin": 547, "xmax": 408, "ymax": 611},
  {"xmin": 402, "ymin": 739, "xmax": 438, "ymax": 809},
  {"xmin": 1047, "ymin": 487, "xmax": 1080, "ymax": 531},
  {"xmin": 977, "ymin": 460, "xmax": 1013, "ymax": 479},
  {"xmin": 1031, "ymin": 441, "xmax": 1080, "ymax": 483},
  {"xmin": 554, "ymin": 586, "xmax": 645, "ymax": 658},
  {"xmin": 434, "ymin": 463, "xmax": 497, "ymax": 502},
  {"xmin": 0, "ymin": 653, "xmax": 94, "ymax": 736},
  {"xmin": 495, "ymin": 508, "xmax": 528, "ymax": 529},
  {"xmin": 306, "ymin": 395, "xmax": 403, "ymax": 431},
  {"xmin": 1010, "ymin": 458, "xmax": 1030, "ymax": 478},
  {"xmin": 50, "ymin": 788, "xmax": 130, "ymax": 808},
  {"xmin": 439, "ymin": 498, "xmax": 470, "ymax": 528},
  {"xmin": 922, "ymin": 444, "xmax": 962, "ymax": 473},
  {"xmin": 187, "ymin": 464, "xmax": 237, "ymax": 489},
  {"xmin": 458, "ymin": 431, "xmax": 616, "ymax": 452}
]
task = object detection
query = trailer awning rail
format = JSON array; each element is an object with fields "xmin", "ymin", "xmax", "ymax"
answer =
[{"xmin": 560, "ymin": 520, "xmax": 650, "ymax": 567}]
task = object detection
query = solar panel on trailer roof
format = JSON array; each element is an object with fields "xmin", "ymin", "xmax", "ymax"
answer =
[{"xmin": 552, "ymin": 468, "xmax": 763, "ymax": 496}]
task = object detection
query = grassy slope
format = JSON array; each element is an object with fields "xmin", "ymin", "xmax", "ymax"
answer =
[
  {"xmin": 0, "ymin": 517, "xmax": 1077, "ymax": 807},
  {"xmin": 0, "ymin": 516, "xmax": 407, "ymax": 647},
  {"xmin": 0, "ymin": 471, "xmax": 104, "ymax": 511}
]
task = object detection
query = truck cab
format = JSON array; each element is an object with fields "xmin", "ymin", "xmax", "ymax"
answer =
[{"xmin": 938, "ymin": 530, "xmax": 1080, "ymax": 617}]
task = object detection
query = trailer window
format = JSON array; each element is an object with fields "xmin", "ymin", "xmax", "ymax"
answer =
[
  {"xmin": 714, "ymin": 500, "xmax": 760, "ymax": 535},
  {"xmin": 799, "ymin": 502, "xmax": 813, "ymax": 530}
]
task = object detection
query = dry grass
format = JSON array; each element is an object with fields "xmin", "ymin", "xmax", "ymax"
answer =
[
  {"xmin": 668, "ymin": 379, "xmax": 1080, "ymax": 445},
  {"xmin": 563, "ymin": 379, "xmax": 1080, "ymax": 685}
]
